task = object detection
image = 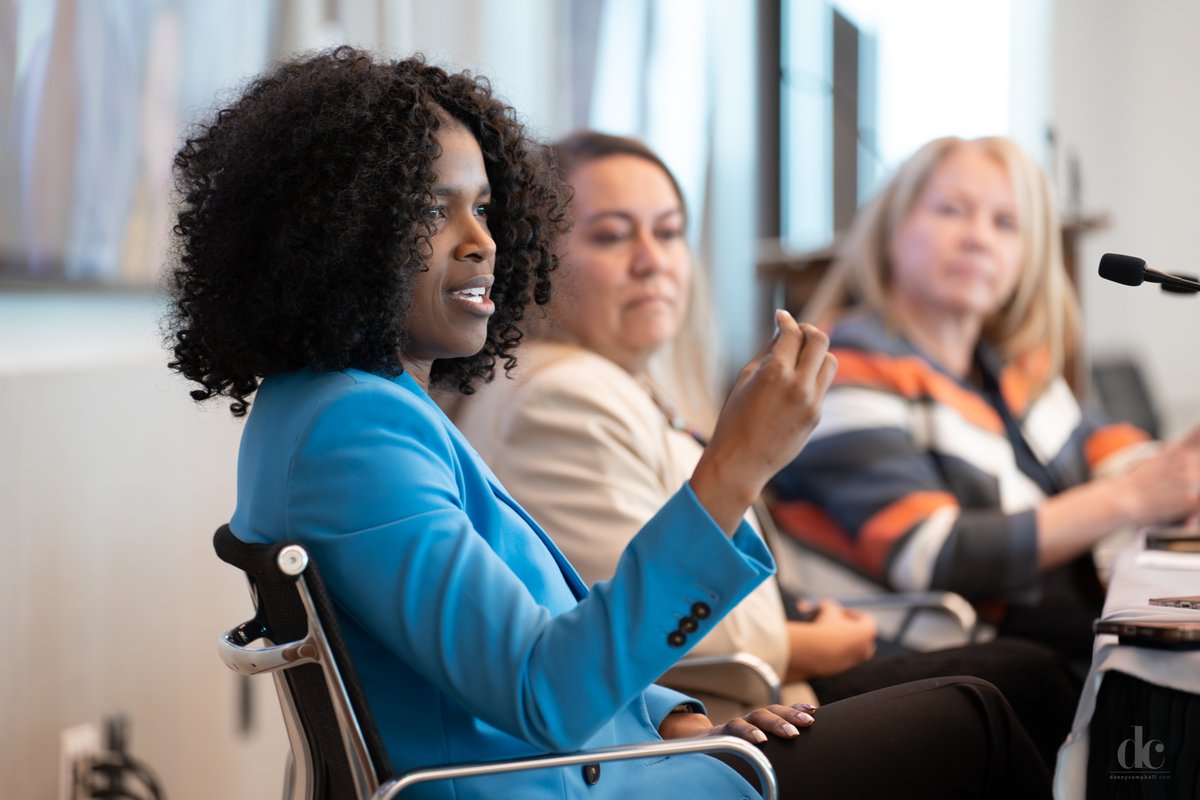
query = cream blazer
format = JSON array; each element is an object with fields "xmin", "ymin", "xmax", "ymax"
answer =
[{"xmin": 452, "ymin": 340, "xmax": 815, "ymax": 719}]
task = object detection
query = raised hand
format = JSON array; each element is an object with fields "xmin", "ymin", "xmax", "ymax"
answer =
[{"xmin": 691, "ymin": 310, "xmax": 838, "ymax": 533}]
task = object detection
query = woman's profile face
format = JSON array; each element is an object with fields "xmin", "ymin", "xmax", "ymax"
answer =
[
  {"xmin": 887, "ymin": 144, "xmax": 1024, "ymax": 326},
  {"xmin": 553, "ymin": 155, "xmax": 691, "ymax": 373},
  {"xmin": 401, "ymin": 124, "xmax": 497, "ymax": 385}
]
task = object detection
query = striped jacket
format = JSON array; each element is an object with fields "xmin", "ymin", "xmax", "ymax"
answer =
[{"xmin": 768, "ymin": 312, "xmax": 1152, "ymax": 605}]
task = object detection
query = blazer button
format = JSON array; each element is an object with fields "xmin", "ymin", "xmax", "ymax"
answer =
[
  {"xmin": 667, "ymin": 630, "xmax": 686, "ymax": 647},
  {"xmin": 582, "ymin": 763, "xmax": 601, "ymax": 785},
  {"xmin": 691, "ymin": 601, "xmax": 712, "ymax": 620},
  {"xmin": 678, "ymin": 616, "xmax": 698, "ymax": 633}
]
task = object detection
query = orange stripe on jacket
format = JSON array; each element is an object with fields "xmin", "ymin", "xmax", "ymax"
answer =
[
  {"xmin": 769, "ymin": 500, "xmax": 859, "ymax": 565},
  {"xmin": 771, "ymin": 493, "xmax": 959, "ymax": 582},
  {"xmin": 1086, "ymin": 423, "xmax": 1151, "ymax": 470},
  {"xmin": 832, "ymin": 350, "xmax": 1004, "ymax": 435},
  {"xmin": 859, "ymin": 491, "xmax": 959, "ymax": 577},
  {"xmin": 997, "ymin": 347, "xmax": 1052, "ymax": 418}
]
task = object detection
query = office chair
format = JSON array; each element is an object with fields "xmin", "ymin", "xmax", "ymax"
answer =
[
  {"xmin": 1090, "ymin": 356, "xmax": 1161, "ymax": 439},
  {"xmin": 770, "ymin": 534, "xmax": 983, "ymax": 651},
  {"xmin": 666, "ymin": 652, "xmax": 784, "ymax": 707},
  {"xmin": 212, "ymin": 525, "xmax": 778, "ymax": 800}
]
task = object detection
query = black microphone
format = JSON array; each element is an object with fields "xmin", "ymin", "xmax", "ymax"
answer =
[{"xmin": 1098, "ymin": 253, "xmax": 1200, "ymax": 293}]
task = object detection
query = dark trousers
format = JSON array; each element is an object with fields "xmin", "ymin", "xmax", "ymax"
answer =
[
  {"xmin": 715, "ymin": 676, "xmax": 1052, "ymax": 799},
  {"xmin": 809, "ymin": 637, "xmax": 1081, "ymax": 770},
  {"xmin": 996, "ymin": 557, "xmax": 1106, "ymax": 666}
]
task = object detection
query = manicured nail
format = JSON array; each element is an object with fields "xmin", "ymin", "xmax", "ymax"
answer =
[
  {"xmin": 782, "ymin": 723, "xmax": 800, "ymax": 737},
  {"xmin": 795, "ymin": 703, "xmax": 816, "ymax": 713},
  {"xmin": 796, "ymin": 712, "xmax": 814, "ymax": 725},
  {"xmin": 751, "ymin": 730, "xmax": 768, "ymax": 744}
]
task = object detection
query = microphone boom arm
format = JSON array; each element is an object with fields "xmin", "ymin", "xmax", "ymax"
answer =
[{"xmin": 1144, "ymin": 267, "xmax": 1200, "ymax": 293}]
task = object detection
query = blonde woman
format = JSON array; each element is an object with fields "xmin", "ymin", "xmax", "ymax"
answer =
[
  {"xmin": 769, "ymin": 135, "xmax": 1200, "ymax": 662},
  {"xmin": 453, "ymin": 131, "xmax": 1075, "ymax": 779}
]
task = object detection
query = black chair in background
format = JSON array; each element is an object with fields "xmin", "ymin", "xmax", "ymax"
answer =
[
  {"xmin": 1091, "ymin": 356, "xmax": 1162, "ymax": 439},
  {"xmin": 212, "ymin": 524, "xmax": 779, "ymax": 800}
]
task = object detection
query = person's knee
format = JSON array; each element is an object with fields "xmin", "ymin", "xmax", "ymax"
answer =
[
  {"xmin": 985, "ymin": 637, "xmax": 1083, "ymax": 693},
  {"xmin": 891, "ymin": 674, "xmax": 1004, "ymax": 700},
  {"xmin": 943, "ymin": 675, "xmax": 1014, "ymax": 709},
  {"xmin": 945, "ymin": 675, "xmax": 1003, "ymax": 692}
]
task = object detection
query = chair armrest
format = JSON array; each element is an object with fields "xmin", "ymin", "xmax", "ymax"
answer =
[
  {"xmin": 217, "ymin": 626, "xmax": 318, "ymax": 675},
  {"xmin": 664, "ymin": 652, "xmax": 783, "ymax": 706},
  {"xmin": 222, "ymin": 625, "xmax": 780, "ymax": 798},
  {"xmin": 837, "ymin": 591, "xmax": 978, "ymax": 642},
  {"xmin": 375, "ymin": 734, "xmax": 777, "ymax": 800}
]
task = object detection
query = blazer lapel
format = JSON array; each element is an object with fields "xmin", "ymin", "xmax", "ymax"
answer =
[
  {"xmin": 486, "ymin": 476, "xmax": 590, "ymax": 600},
  {"xmin": 397, "ymin": 372, "xmax": 591, "ymax": 601}
]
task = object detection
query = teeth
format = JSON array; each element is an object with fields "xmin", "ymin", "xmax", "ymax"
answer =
[{"xmin": 451, "ymin": 287, "xmax": 486, "ymax": 303}]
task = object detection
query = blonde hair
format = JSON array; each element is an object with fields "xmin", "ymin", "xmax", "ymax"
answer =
[{"xmin": 804, "ymin": 136, "xmax": 1080, "ymax": 387}]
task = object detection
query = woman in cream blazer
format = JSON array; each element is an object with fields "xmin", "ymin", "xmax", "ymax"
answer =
[
  {"xmin": 455, "ymin": 338, "xmax": 811, "ymax": 720},
  {"xmin": 170, "ymin": 54, "xmax": 1051, "ymax": 797},
  {"xmin": 452, "ymin": 131, "xmax": 1080, "ymax": 771}
]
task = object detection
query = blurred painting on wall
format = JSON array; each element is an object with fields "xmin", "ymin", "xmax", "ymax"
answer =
[{"xmin": 0, "ymin": 0, "xmax": 276, "ymax": 286}]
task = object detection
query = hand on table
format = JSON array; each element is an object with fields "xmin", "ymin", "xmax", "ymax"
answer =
[{"xmin": 1119, "ymin": 424, "xmax": 1200, "ymax": 527}]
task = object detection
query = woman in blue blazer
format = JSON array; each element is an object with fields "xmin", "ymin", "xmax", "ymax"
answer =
[{"xmin": 165, "ymin": 47, "xmax": 1050, "ymax": 799}]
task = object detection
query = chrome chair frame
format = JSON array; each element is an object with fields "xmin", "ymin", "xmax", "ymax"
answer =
[
  {"xmin": 773, "ymin": 536, "xmax": 985, "ymax": 649},
  {"xmin": 838, "ymin": 591, "xmax": 979, "ymax": 644},
  {"xmin": 667, "ymin": 652, "xmax": 784, "ymax": 706},
  {"xmin": 214, "ymin": 525, "xmax": 778, "ymax": 799},
  {"xmin": 661, "ymin": 595, "xmax": 976, "ymax": 713}
]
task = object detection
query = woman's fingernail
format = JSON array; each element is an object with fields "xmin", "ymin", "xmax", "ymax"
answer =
[
  {"xmin": 796, "ymin": 712, "xmax": 815, "ymax": 725},
  {"xmin": 782, "ymin": 723, "xmax": 800, "ymax": 737},
  {"xmin": 796, "ymin": 703, "xmax": 816, "ymax": 713},
  {"xmin": 751, "ymin": 729, "xmax": 768, "ymax": 743}
]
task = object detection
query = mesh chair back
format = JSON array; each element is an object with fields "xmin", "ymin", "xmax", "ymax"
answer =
[{"xmin": 213, "ymin": 524, "xmax": 392, "ymax": 800}]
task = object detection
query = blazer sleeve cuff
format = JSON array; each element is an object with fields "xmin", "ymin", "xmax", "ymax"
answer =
[
  {"xmin": 644, "ymin": 684, "xmax": 706, "ymax": 726},
  {"xmin": 619, "ymin": 483, "xmax": 776, "ymax": 628},
  {"xmin": 677, "ymin": 481, "xmax": 776, "ymax": 575}
]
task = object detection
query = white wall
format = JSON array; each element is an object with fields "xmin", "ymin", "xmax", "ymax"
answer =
[
  {"xmin": 0, "ymin": 5, "xmax": 574, "ymax": 796},
  {"xmin": 1053, "ymin": 0, "xmax": 1200, "ymax": 438},
  {"xmin": 0, "ymin": 293, "xmax": 287, "ymax": 798}
]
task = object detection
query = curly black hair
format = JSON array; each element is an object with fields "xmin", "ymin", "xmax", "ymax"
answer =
[{"xmin": 165, "ymin": 46, "xmax": 567, "ymax": 415}]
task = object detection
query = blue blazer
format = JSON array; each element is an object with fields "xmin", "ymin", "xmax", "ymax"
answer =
[{"xmin": 231, "ymin": 369, "xmax": 775, "ymax": 799}]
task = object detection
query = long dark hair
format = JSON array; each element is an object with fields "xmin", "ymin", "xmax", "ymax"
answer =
[{"xmin": 551, "ymin": 130, "xmax": 687, "ymax": 223}]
